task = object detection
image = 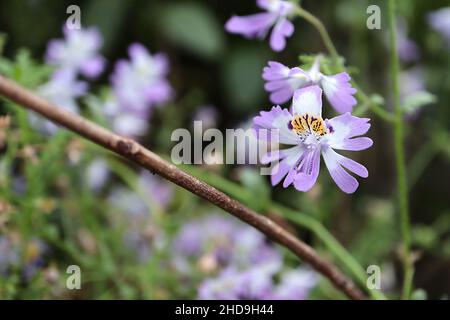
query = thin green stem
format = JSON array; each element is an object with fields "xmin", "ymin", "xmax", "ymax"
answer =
[
  {"xmin": 294, "ymin": 7, "xmax": 340, "ymax": 66},
  {"xmin": 179, "ymin": 163, "xmax": 386, "ymax": 300},
  {"xmin": 294, "ymin": 6, "xmax": 396, "ymax": 124},
  {"xmin": 388, "ymin": 0, "xmax": 413, "ymax": 300}
]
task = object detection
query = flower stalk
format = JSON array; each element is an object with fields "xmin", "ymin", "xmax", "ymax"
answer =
[{"xmin": 388, "ymin": 0, "xmax": 414, "ymax": 299}]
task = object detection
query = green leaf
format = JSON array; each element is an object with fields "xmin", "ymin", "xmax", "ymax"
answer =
[
  {"xmin": 403, "ymin": 91, "xmax": 437, "ymax": 115},
  {"xmin": 159, "ymin": 2, "xmax": 225, "ymax": 59}
]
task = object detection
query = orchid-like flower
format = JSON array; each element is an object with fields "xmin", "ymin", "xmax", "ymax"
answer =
[
  {"xmin": 225, "ymin": 0, "xmax": 295, "ymax": 52},
  {"xmin": 45, "ymin": 27, "xmax": 105, "ymax": 79},
  {"xmin": 263, "ymin": 58, "xmax": 357, "ymax": 113},
  {"xmin": 253, "ymin": 85, "xmax": 372, "ymax": 194}
]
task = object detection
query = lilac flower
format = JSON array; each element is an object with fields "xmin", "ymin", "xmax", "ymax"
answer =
[
  {"xmin": 253, "ymin": 85, "xmax": 372, "ymax": 194},
  {"xmin": 399, "ymin": 67, "xmax": 435, "ymax": 118},
  {"xmin": 263, "ymin": 58, "xmax": 357, "ymax": 113},
  {"xmin": 225, "ymin": 0, "xmax": 295, "ymax": 52},
  {"xmin": 173, "ymin": 214, "xmax": 281, "ymax": 275},
  {"xmin": 427, "ymin": 7, "xmax": 450, "ymax": 46},
  {"xmin": 46, "ymin": 27, "xmax": 105, "ymax": 78},
  {"xmin": 106, "ymin": 43, "xmax": 173, "ymax": 137},
  {"xmin": 198, "ymin": 265, "xmax": 275, "ymax": 300},
  {"xmin": 32, "ymin": 70, "xmax": 87, "ymax": 134},
  {"xmin": 138, "ymin": 170, "xmax": 173, "ymax": 208},
  {"xmin": 270, "ymin": 268, "xmax": 318, "ymax": 299},
  {"xmin": 397, "ymin": 19, "xmax": 420, "ymax": 63}
]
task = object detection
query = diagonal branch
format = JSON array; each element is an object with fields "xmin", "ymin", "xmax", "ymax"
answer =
[{"xmin": 0, "ymin": 75, "xmax": 366, "ymax": 300}]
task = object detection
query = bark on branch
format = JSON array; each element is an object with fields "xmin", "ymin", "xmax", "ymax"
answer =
[{"xmin": 0, "ymin": 75, "xmax": 366, "ymax": 300}]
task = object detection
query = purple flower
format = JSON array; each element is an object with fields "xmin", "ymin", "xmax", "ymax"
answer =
[
  {"xmin": 397, "ymin": 19, "xmax": 420, "ymax": 63},
  {"xmin": 253, "ymin": 85, "xmax": 372, "ymax": 194},
  {"xmin": 107, "ymin": 43, "xmax": 173, "ymax": 137},
  {"xmin": 270, "ymin": 268, "xmax": 318, "ymax": 299},
  {"xmin": 32, "ymin": 69, "xmax": 87, "ymax": 134},
  {"xmin": 46, "ymin": 27, "xmax": 105, "ymax": 79},
  {"xmin": 427, "ymin": 7, "xmax": 450, "ymax": 46},
  {"xmin": 198, "ymin": 265, "xmax": 276, "ymax": 300},
  {"xmin": 263, "ymin": 58, "xmax": 357, "ymax": 113},
  {"xmin": 138, "ymin": 170, "xmax": 173, "ymax": 208},
  {"xmin": 225, "ymin": 0, "xmax": 295, "ymax": 52},
  {"xmin": 173, "ymin": 214, "xmax": 281, "ymax": 275}
]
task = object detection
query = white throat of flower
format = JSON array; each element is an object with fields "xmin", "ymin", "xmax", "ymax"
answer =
[{"xmin": 289, "ymin": 113, "xmax": 328, "ymax": 147}]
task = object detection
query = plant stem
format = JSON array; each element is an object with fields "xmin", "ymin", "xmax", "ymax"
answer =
[
  {"xmin": 294, "ymin": 7, "xmax": 340, "ymax": 66},
  {"xmin": 294, "ymin": 6, "xmax": 396, "ymax": 124},
  {"xmin": 388, "ymin": 0, "xmax": 413, "ymax": 299}
]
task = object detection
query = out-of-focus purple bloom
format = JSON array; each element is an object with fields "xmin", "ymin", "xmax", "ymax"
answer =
[
  {"xmin": 174, "ymin": 214, "xmax": 317, "ymax": 299},
  {"xmin": 427, "ymin": 7, "xmax": 450, "ymax": 46},
  {"xmin": 263, "ymin": 58, "xmax": 357, "ymax": 113},
  {"xmin": 109, "ymin": 187, "xmax": 148, "ymax": 219},
  {"xmin": 225, "ymin": 0, "xmax": 295, "ymax": 52},
  {"xmin": 0, "ymin": 236, "xmax": 19, "ymax": 276},
  {"xmin": 173, "ymin": 214, "xmax": 282, "ymax": 274},
  {"xmin": 254, "ymin": 85, "xmax": 372, "ymax": 193},
  {"xmin": 32, "ymin": 70, "xmax": 88, "ymax": 134},
  {"xmin": 270, "ymin": 268, "xmax": 318, "ymax": 299},
  {"xmin": 46, "ymin": 27, "xmax": 105, "ymax": 79},
  {"xmin": 85, "ymin": 158, "xmax": 110, "ymax": 192},
  {"xmin": 173, "ymin": 215, "xmax": 237, "ymax": 263},
  {"xmin": 105, "ymin": 43, "xmax": 173, "ymax": 137},
  {"xmin": 399, "ymin": 67, "xmax": 435, "ymax": 118},
  {"xmin": 198, "ymin": 264, "xmax": 276, "ymax": 300},
  {"xmin": 397, "ymin": 19, "xmax": 420, "ymax": 63},
  {"xmin": 138, "ymin": 170, "xmax": 173, "ymax": 208},
  {"xmin": 193, "ymin": 105, "xmax": 218, "ymax": 130},
  {"xmin": 400, "ymin": 67, "xmax": 425, "ymax": 99}
]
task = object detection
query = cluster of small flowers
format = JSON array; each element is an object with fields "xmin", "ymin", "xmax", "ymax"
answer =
[
  {"xmin": 173, "ymin": 214, "xmax": 318, "ymax": 299},
  {"xmin": 36, "ymin": 26, "xmax": 173, "ymax": 138},
  {"xmin": 104, "ymin": 43, "xmax": 173, "ymax": 137},
  {"xmin": 32, "ymin": 27, "xmax": 105, "ymax": 134},
  {"xmin": 226, "ymin": 0, "xmax": 372, "ymax": 193}
]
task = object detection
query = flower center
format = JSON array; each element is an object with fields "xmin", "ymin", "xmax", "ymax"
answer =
[{"xmin": 290, "ymin": 114, "xmax": 327, "ymax": 144}]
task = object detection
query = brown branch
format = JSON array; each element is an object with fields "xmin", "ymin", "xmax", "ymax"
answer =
[{"xmin": 0, "ymin": 75, "xmax": 367, "ymax": 300}]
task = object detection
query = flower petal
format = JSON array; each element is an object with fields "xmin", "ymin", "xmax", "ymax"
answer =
[
  {"xmin": 293, "ymin": 147, "xmax": 321, "ymax": 192},
  {"xmin": 322, "ymin": 147, "xmax": 359, "ymax": 194},
  {"xmin": 327, "ymin": 148, "xmax": 368, "ymax": 178},
  {"xmin": 269, "ymin": 18, "xmax": 294, "ymax": 52},
  {"xmin": 292, "ymin": 85, "xmax": 323, "ymax": 117},
  {"xmin": 253, "ymin": 106, "xmax": 299, "ymax": 145},
  {"xmin": 320, "ymin": 72, "xmax": 357, "ymax": 114},
  {"xmin": 262, "ymin": 61, "xmax": 291, "ymax": 81},
  {"xmin": 325, "ymin": 113, "xmax": 372, "ymax": 150},
  {"xmin": 269, "ymin": 145, "xmax": 303, "ymax": 186},
  {"xmin": 225, "ymin": 13, "xmax": 276, "ymax": 39}
]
